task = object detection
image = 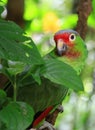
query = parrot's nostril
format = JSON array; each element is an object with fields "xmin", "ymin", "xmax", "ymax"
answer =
[
  {"xmin": 62, "ymin": 44, "xmax": 68, "ymax": 52},
  {"xmin": 56, "ymin": 44, "xmax": 68, "ymax": 56}
]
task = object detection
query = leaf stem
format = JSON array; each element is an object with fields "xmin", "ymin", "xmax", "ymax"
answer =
[{"xmin": 13, "ymin": 76, "xmax": 17, "ymax": 102}]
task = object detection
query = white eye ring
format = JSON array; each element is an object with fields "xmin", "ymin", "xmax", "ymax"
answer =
[{"xmin": 69, "ymin": 33, "xmax": 76, "ymax": 41}]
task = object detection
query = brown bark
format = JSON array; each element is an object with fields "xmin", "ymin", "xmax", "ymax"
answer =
[
  {"xmin": 37, "ymin": 109, "xmax": 60, "ymax": 130},
  {"xmin": 0, "ymin": 74, "xmax": 8, "ymax": 89},
  {"xmin": 76, "ymin": 0, "xmax": 92, "ymax": 40},
  {"xmin": 45, "ymin": 109, "xmax": 60, "ymax": 126},
  {"xmin": 6, "ymin": 0, "xmax": 24, "ymax": 27}
]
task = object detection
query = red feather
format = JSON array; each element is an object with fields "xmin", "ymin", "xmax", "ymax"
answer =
[
  {"xmin": 33, "ymin": 106, "xmax": 53, "ymax": 127},
  {"xmin": 54, "ymin": 32, "xmax": 74, "ymax": 47}
]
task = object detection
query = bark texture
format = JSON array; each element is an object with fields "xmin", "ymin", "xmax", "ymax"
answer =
[
  {"xmin": 6, "ymin": 0, "xmax": 24, "ymax": 27},
  {"xmin": 76, "ymin": 0, "xmax": 92, "ymax": 39},
  {"xmin": 0, "ymin": 74, "xmax": 8, "ymax": 89}
]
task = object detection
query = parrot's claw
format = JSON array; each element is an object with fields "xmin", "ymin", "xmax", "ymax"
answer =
[
  {"xmin": 39, "ymin": 121, "xmax": 55, "ymax": 130},
  {"xmin": 57, "ymin": 105, "xmax": 64, "ymax": 113},
  {"xmin": 29, "ymin": 128, "xmax": 37, "ymax": 130}
]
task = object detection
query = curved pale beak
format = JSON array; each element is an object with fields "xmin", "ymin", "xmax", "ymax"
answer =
[{"xmin": 56, "ymin": 39, "xmax": 68, "ymax": 56}]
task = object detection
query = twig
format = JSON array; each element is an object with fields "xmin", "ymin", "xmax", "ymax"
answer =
[
  {"xmin": 76, "ymin": 0, "xmax": 92, "ymax": 40},
  {"xmin": 37, "ymin": 108, "xmax": 61, "ymax": 130},
  {"xmin": 45, "ymin": 109, "xmax": 60, "ymax": 126}
]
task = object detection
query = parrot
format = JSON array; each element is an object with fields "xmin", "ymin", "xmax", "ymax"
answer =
[{"xmin": 7, "ymin": 29, "xmax": 88, "ymax": 130}]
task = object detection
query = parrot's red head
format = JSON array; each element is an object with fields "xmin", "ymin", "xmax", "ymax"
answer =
[
  {"xmin": 52, "ymin": 29, "xmax": 88, "ymax": 74},
  {"xmin": 54, "ymin": 30, "xmax": 80, "ymax": 59}
]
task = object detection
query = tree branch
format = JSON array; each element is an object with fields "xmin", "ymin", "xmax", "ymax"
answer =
[
  {"xmin": 37, "ymin": 108, "xmax": 61, "ymax": 130},
  {"xmin": 76, "ymin": 0, "xmax": 92, "ymax": 40},
  {"xmin": 6, "ymin": 0, "xmax": 24, "ymax": 27}
]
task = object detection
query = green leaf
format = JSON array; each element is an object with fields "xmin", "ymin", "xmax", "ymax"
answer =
[
  {"xmin": 0, "ymin": 90, "xmax": 6, "ymax": 99},
  {"xmin": 17, "ymin": 74, "xmax": 35, "ymax": 87},
  {"xmin": 41, "ymin": 59, "xmax": 84, "ymax": 91},
  {"xmin": 0, "ymin": 20, "xmax": 43, "ymax": 66},
  {"xmin": 0, "ymin": 102, "xmax": 34, "ymax": 130},
  {"xmin": 0, "ymin": 6, "xmax": 4, "ymax": 15},
  {"xmin": 7, "ymin": 61, "xmax": 26, "ymax": 75},
  {"xmin": 0, "ymin": 89, "xmax": 7, "ymax": 108}
]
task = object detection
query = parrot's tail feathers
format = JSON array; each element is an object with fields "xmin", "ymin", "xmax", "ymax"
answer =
[{"xmin": 33, "ymin": 106, "xmax": 53, "ymax": 127}]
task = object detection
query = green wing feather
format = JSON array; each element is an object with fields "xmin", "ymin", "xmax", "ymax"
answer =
[{"xmin": 17, "ymin": 77, "xmax": 67, "ymax": 113}]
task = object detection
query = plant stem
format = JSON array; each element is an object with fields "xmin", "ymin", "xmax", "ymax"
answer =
[{"xmin": 13, "ymin": 77, "xmax": 17, "ymax": 102}]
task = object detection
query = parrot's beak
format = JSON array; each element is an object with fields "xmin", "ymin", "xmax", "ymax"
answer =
[{"xmin": 56, "ymin": 39, "xmax": 68, "ymax": 56}]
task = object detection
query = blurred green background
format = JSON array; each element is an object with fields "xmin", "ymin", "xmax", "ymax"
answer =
[{"xmin": 0, "ymin": 0, "xmax": 95, "ymax": 130}]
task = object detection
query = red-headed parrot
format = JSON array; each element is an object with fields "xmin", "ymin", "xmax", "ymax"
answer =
[{"xmin": 10, "ymin": 30, "xmax": 88, "ymax": 129}]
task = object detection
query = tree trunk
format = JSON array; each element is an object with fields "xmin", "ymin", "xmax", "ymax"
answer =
[{"xmin": 6, "ymin": 0, "xmax": 24, "ymax": 27}]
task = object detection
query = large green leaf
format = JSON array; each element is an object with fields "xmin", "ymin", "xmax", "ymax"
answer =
[
  {"xmin": 41, "ymin": 58, "xmax": 84, "ymax": 91},
  {"xmin": 0, "ymin": 6, "xmax": 4, "ymax": 15},
  {"xmin": 0, "ymin": 102, "xmax": 34, "ymax": 130},
  {"xmin": 7, "ymin": 61, "xmax": 26, "ymax": 75},
  {"xmin": 0, "ymin": 20, "xmax": 43, "ymax": 66},
  {"xmin": 0, "ymin": 89, "xmax": 7, "ymax": 108}
]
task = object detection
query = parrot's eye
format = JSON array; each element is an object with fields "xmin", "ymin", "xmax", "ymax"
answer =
[{"xmin": 69, "ymin": 33, "xmax": 76, "ymax": 41}]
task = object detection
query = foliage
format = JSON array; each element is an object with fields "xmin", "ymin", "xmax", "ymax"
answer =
[
  {"xmin": 0, "ymin": 0, "xmax": 95, "ymax": 130},
  {"xmin": 0, "ymin": 97, "xmax": 34, "ymax": 130},
  {"xmin": 0, "ymin": 6, "xmax": 84, "ymax": 130}
]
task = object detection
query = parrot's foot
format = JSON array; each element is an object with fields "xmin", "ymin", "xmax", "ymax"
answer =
[
  {"xmin": 39, "ymin": 121, "xmax": 56, "ymax": 130},
  {"xmin": 29, "ymin": 128, "xmax": 37, "ymax": 130},
  {"xmin": 57, "ymin": 104, "xmax": 64, "ymax": 113}
]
